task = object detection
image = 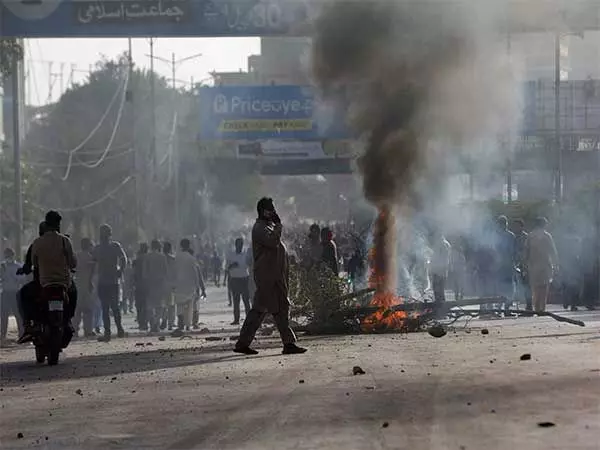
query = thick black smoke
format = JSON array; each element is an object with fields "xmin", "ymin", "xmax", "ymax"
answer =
[{"xmin": 311, "ymin": 0, "xmax": 519, "ymax": 208}]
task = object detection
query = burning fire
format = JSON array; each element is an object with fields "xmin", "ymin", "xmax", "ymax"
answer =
[{"xmin": 361, "ymin": 205, "xmax": 408, "ymax": 332}]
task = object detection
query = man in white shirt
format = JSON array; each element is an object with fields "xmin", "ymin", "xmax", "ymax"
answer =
[{"xmin": 227, "ymin": 238, "xmax": 251, "ymax": 325}]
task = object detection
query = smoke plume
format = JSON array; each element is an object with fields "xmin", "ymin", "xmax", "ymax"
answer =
[{"xmin": 311, "ymin": 0, "xmax": 520, "ymax": 208}]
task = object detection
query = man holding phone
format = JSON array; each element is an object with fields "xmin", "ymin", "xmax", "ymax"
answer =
[{"xmin": 234, "ymin": 197, "xmax": 306, "ymax": 355}]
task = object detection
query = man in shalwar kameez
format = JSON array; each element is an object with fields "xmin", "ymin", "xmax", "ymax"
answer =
[{"xmin": 234, "ymin": 197, "xmax": 307, "ymax": 356}]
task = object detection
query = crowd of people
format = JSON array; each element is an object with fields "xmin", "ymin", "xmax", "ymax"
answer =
[{"xmin": 1, "ymin": 202, "xmax": 599, "ymax": 345}]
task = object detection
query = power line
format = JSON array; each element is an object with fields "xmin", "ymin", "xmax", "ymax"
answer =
[
  {"xmin": 24, "ymin": 148, "xmax": 134, "ymax": 168},
  {"xmin": 75, "ymin": 72, "xmax": 129, "ymax": 170},
  {"xmin": 29, "ymin": 176, "xmax": 133, "ymax": 212},
  {"xmin": 61, "ymin": 68, "xmax": 129, "ymax": 180}
]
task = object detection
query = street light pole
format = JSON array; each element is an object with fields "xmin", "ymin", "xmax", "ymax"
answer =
[
  {"xmin": 146, "ymin": 51, "xmax": 202, "ymax": 237},
  {"xmin": 554, "ymin": 31, "xmax": 562, "ymax": 204},
  {"xmin": 11, "ymin": 49, "xmax": 23, "ymax": 259}
]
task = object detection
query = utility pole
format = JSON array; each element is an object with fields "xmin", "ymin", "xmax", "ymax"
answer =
[
  {"xmin": 554, "ymin": 31, "xmax": 562, "ymax": 204},
  {"xmin": 149, "ymin": 38, "xmax": 156, "ymax": 179},
  {"xmin": 147, "ymin": 51, "xmax": 202, "ymax": 237},
  {"xmin": 128, "ymin": 38, "xmax": 139, "ymax": 242},
  {"xmin": 506, "ymin": 31, "xmax": 513, "ymax": 204},
  {"xmin": 11, "ymin": 50, "xmax": 23, "ymax": 258}
]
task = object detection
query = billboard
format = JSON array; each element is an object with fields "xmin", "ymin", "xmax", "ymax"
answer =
[
  {"xmin": 198, "ymin": 85, "xmax": 349, "ymax": 140},
  {"xmin": 237, "ymin": 140, "xmax": 327, "ymax": 159},
  {"xmin": 0, "ymin": 0, "xmax": 316, "ymax": 37}
]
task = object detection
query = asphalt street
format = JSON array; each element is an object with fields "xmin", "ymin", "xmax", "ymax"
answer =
[{"xmin": 1, "ymin": 286, "xmax": 599, "ymax": 450}]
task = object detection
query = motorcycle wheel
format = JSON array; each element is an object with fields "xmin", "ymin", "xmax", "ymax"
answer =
[
  {"xmin": 47, "ymin": 326, "xmax": 62, "ymax": 366},
  {"xmin": 35, "ymin": 345, "xmax": 46, "ymax": 364},
  {"xmin": 47, "ymin": 346, "xmax": 60, "ymax": 366}
]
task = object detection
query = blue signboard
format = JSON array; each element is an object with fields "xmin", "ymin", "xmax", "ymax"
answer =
[
  {"xmin": 0, "ymin": 0, "xmax": 315, "ymax": 37},
  {"xmin": 198, "ymin": 85, "xmax": 349, "ymax": 140}
]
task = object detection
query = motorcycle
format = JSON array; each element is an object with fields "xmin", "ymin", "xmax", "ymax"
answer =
[{"xmin": 32, "ymin": 284, "xmax": 70, "ymax": 366}]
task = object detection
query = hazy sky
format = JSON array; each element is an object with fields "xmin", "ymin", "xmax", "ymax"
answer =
[{"xmin": 25, "ymin": 37, "xmax": 260, "ymax": 106}]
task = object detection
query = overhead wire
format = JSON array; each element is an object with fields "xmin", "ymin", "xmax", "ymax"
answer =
[
  {"xmin": 60, "ymin": 68, "xmax": 129, "ymax": 180},
  {"xmin": 29, "ymin": 176, "xmax": 133, "ymax": 212},
  {"xmin": 23, "ymin": 148, "xmax": 134, "ymax": 168},
  {"xmin": 75, "ymin": 71, "xmax": 129, "ymax": 170}
]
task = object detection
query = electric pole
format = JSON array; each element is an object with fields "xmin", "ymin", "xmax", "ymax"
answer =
[{"xmin": 11, "ymin": 49, "xmax": 23, "ymax": 258}]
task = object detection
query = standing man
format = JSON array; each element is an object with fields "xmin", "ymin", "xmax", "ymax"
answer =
[
  {"xmin": 227, "ymin": 237, "xmax": 251, "ymax": 325},
  {"xmin": 133, "ymin": 243, "xmax": 149, "ymax": 330},
  {"xmin": 526, "ymin": 217, "xmax": 559, "ymax": 313},
  {"xmin": 161, "ymin": 241, "xmax": 176, "ymax": 331},
  {"xmin": 428, "ymin": 230, "xmax": 451, "ymax": 308},
  {"xmin": 513, "ymin": 219, "xmax": 532, "ymax": 310},
  {"xmin": 495, "ymin": 215, "xmax": 516, "ymax": 314},
  {"xmin": 143, "ymin": 240, "xmax": 169, "ymax": 332},
  {"xmin": 92, "ymin": 224, "xmax": 128, "ymax": 342},
  {"xmin": 0, "ymin": 248, "xmax": 24, "ymax": 343},
  {"xmin": 173, "ymin": 238, "xmax": 205, "ymax": 333},
  {"xmin": 234, "ymin": 198, "xmax": 306, "ymax": 355},
  {"xmin": 73, "ymin": 238, "xmax": 96, "ymax": 338},
  {"xmin": 321, "ymin": 227, "xmax": 339, "ymax": 276}
]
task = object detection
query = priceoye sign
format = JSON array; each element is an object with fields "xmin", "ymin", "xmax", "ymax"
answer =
[
  {"xmin": 0, "ymin": 0, "xmax": 319, "ymax": 37},
  {"xmin": 198, "ymin": 85, "xmax": 349, "ymax": 140}
]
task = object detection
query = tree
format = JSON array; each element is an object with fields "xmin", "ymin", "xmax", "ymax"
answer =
[
  {"xmin": 23, "ymin": 56, "xmax": 182, "ymax": 246},
  {"xmin": 0, "ymin": 38, "xmax": 22, "ymax": 79}
]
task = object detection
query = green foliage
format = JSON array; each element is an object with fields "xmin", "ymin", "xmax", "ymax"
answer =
[
  {"xmin": 0, "ymin": 39, "xmax": 22, "ymax": 78},
  {"xmin": 289, "ymin": 264, "xmax": 357, "ymax": 333}
]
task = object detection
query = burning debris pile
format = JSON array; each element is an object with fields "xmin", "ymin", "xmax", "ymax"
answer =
[{"xmin": 311, "ymin": 0, "xmax": 519, "ymax": 331}]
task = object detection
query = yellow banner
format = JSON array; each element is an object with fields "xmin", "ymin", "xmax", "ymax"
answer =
[{"xmin": 218, "ymin": 119, "xmax": 313, "ymax": 132}]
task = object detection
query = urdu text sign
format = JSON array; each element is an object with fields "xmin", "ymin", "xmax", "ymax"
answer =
[
  {"xmin": 198, "ymin": 85, "xmax": 348, "ymax": 140},
  {"xmin": 0, "ymin": 0, "xmax": 315, "ymax": 37}
]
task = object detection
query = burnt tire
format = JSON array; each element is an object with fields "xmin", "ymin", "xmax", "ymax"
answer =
[{"xmin": 35, "ymin": 346, "xmax": 46, "ymax": 364}]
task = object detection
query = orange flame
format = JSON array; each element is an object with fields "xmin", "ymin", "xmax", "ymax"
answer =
[{"xmin": 361, "ymin": 205, "xmax": 409, "ymax": 332}]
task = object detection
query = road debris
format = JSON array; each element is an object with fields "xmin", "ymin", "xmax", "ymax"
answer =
[
  {"xmin": 352, "ymin": 366, "xmax": 366, "ymax": 375},
  {"xmin": 428, "ymin": 324, "xmax": 447, "ymax": 338},
  {"xmin": 481, "ymin": 329, "xmax": 490, "ymax": 335},
  {"xmin": 17, "ymin": 432, "xmax": 23, "ymax": 439},
  {"xmin": 382, "ymin": 422, "xmax": 389, "ymax": 428},
  {"xmin": 538, "ymin": 422, "xmax": 556, "ymax": 428},
  {"xmin": 520, "ymin": 353, "xmax": 532, "ymax": 361},
  {"xmin": 75, "ymin": 389, "xmax": 83, "ymax": 396}
]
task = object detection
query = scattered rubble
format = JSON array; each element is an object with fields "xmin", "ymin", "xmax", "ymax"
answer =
[
  {"xmin": 481, "ymin": 329, "xmax": 490, "ymax": 335},
  {"xmin": 75, "ymin": 389, "xmax": 83, "ymax": 396},
  {"xmin": 538, "ymin": 422, "xmax": 556, "ymax": 428},
  {"xmin": 382, "ymin": 422, "xmax": 389, "ymax": 428},
  {"xmin": 352, "ymin": 366, "xmax": 366, "ymax": 375},
  {"xmin": 520, "ymin": 354, "xmax": 532, "ymax": 361},
  {"xmin": 428, "ymin": 325, "xmax": 447, "ymax": 338}
]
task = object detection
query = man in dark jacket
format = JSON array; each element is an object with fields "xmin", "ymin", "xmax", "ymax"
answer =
[
  {"xmin": 321, "ymin": 227, "xmax": 339, "ymax": 276},
  {"xmin": 234, "ymin": 197, "xmax": 306, "ymax": 356}
]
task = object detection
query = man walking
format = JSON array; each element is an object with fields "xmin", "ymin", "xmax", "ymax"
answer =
[
  {"xmin": 73, "ymin": 238, "xmax": 96, "ymax": 338},
  {"xmin": 93, "ymin": 224, "xmax": 128, "ymax": 342},
  {"xmin": 227, "ymin": 237, "xmax": 251, "ymax": 325},
  {"xmin": 234, "ymin": 198, "xmax": 306, "ymax": 355},
  {"xmin": 143, "ymin": 240, "xmax": 169, "ymax": 332},
  {"xmin": 0, "ymin": 248, "xmax": 24, "ymax": 343},
  {"xmin": 133, "ymin": 243, "xmax": 149, "ymax": 330},
  {"xmin": 526, "ymin": 217, "xmax": 559, "ymax": 313}
]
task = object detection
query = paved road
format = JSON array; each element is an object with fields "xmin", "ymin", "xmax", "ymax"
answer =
[{"xmin": 1, "ymin": 287, "xmax": 599, "ymax": 450}]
